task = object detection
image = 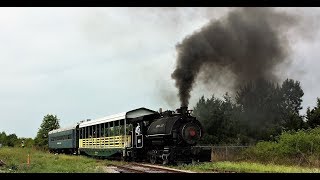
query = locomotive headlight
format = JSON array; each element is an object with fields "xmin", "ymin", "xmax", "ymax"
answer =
[{"xmin": 189, "ymin": 128, "xmax": 196, "ymax": 137}]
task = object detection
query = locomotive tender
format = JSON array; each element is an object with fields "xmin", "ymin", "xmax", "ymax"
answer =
[{"xmin": 48, "ymin": 107, "xmax": 211, "ymax": 164}]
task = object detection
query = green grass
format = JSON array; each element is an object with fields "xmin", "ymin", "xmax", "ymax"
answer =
[
  {"xmin": 4, "ymin": 146, "xmax": 319, "ymax": 173},
  {"xmin": 176, "ymin": 161, "xmax": 320, "ymax": 173},
  {"xmin": 0, "ymin": 147, "xmax": 110, "ymax": 173}
]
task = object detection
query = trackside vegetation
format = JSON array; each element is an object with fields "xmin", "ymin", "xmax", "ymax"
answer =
[
  {"xmin": 2, "ymin": 146, "xmax": 320, "ymax": 173},
  {"xmin": 243, "ymin": 126, "xmax": 320, "ymax": 167},
  {"xmin": 176, "ymin": 161, "xmax": 320, "ymax": 173},
  {"xmin": 0, "ymin": 147, "xmax": 106, "ymax": 173},
  {"xmin": 175, "ymin": 127, "xmax": 320, "ymax": 173}
]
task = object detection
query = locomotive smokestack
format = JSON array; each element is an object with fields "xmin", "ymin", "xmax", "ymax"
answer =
[{"xmin": 177, "ymin": 106, "xmax": 188, "ymax": 115}]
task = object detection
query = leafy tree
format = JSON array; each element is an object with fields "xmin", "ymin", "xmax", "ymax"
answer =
[
  {"xmin": 193, "ymin": 93, "xmax": 240, "ymax": 145},
  {"xmin": 0, "ymin": 132, "xmax": 19, "ymax": 147},
  {"xmin": 235, "ymin": 79, "xmax": 283, "ymax": 141},
  {"xmin": 280, "ymin": 79, "xmax": 304, "ymax": 114},
  {"xmin": 34, "ymin": 114, "xmax": 60, "ymax": 148},
  {"xmin": 6, "ymin": 134, "xmax": 18, "ymax": 147},
  {"xmin": 306, "ymin": 98, "xmax": 320, "ymax": 128},
  {"xmin": 280, "ymin": 79, "xmax": 305, "ymax": 130},
  {"xmin": 0, "ymin": 131, "xmax": 7, "ymax": 146}
]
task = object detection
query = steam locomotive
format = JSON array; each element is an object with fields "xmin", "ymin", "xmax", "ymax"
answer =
[{"xmin": 48, "ymin": 107, "xmax": 211, "ymax": 164}]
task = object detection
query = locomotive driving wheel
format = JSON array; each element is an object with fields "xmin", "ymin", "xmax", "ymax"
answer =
[
  {"xmin": 163, "ymin": 158, "xmax": 169, "ymax": 165},
  {"xmin": 149, "ymin": 150, "xmax": 157, "ymax": 164}
]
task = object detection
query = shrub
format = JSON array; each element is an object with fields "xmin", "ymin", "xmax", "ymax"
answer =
[{"xmin": 244, "ymin": 127, "xmax": 320, "ymax": 167}]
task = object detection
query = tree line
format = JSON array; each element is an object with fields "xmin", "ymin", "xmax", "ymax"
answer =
[
  {"xmin": 193, "ymin": 78, "xmax": 320, "ymax": 145},
  {"xmin": 0, "ymin": 114, "xmax": 60, "ymax": 149},
  {"xmin": 0, "ymin": 132, "xmax": 34, "ymax": 148}
]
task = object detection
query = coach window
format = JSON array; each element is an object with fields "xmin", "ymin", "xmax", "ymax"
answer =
[
  {"xmin": 118, "ymin": 120, "xmax": 121, "ymax": 135},
  {"xmin": 113, "ymin": 121, "xmax": 116, "ymax": 136},
  {"xmin": 96, "ymin": 124, "xmax": 99, "ymax": 138},
  {"xmin": 99, "ymin": 124, "xmax": 102, "ymax": 138},
  {"xmin": 109, "ymin": 121, "xmax": 112, "ymax": 136},
  {"xmin": 81, "ymin": 128, "xmax": 83, "ymax": 139},
  {"xmin": 102, "ymin": 123, "xmax": 105, "ymax": 137},
  {"xmin": 88, "ymin": 126, "xmax": 92, "ymax": 138},
  {"xmin": 85, "ymin": 127, "xmax": 87, "ymax": 139},
  {"xmin": 105, "ymin": 123, "xmax": 108, "ymax": 137},
  {"xmin": 97, "ymin": 124, "xmax": 99, "ymax": 138},
  {"xmin": 98, "ymin": 124, "xmax": 100, "ymax": 138},
  {"xmin": 110, "ymin": 122, "xmax": 113, "ymax": 136},
  {"xmin": 86, "ymin": 127, "xmax": 88, "ymax": 138},
  {"xmin": 105, "ymin": 122, "xmax": 108, "ymax": 137},
  {"xmin": 105, "ymin": 123, "xmax": 109, "ymax": 137},
  {"xmin": 96, "ymin": 125, "xmax": 98, "ymax": 138},
  {"xmin": 91, "ymin": 126, "xmax": 93, "ymax": 138},
  {"xmin": 114, "ymin": 121, "xmax": 119, "ymax": 136},
  {"xmin": 111, "ymin": 122, "xmax": 113, "ymax": 136},
  {"xmin": 95, "ymin": 125, "xmax": 98, "ymax": 138},
  {"xmin": 126, "ymin": 124, "xmax": 133, "ymax": 135},
  {"xmin": 107, "ymin": 122, "xmax": 110, "ymax": 136},
  {"xmin": 89, "ymin": 126, "xmax": 91, "ymax": 138},
  {"xmin": 119, "ymin": 120, "xmax": 124, "ymax": 135},
  {"xmin": 92, "ymin": 125, "xmax": 95, "ymax": 138},
  {"xmin": 109, "ymin": 122, "xmax": 111, "ymax": 136},
  {"xmin": 87, "ymin": 126, "xmax": 89, "ymax": 139}
]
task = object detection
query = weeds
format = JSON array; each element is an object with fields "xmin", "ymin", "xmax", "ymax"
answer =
[{"xmin": 0, "ymin": 147, "xmax": 105, "ymax": 173}]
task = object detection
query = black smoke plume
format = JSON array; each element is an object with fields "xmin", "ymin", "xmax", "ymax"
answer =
[{"xmin": 171, "ymin": 7, "xmax": 298, "ymax": 107}]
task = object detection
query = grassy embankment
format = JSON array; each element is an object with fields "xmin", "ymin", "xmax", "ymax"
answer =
[
  {"xmin": 2, "ymin": 144, "xmax": 320, "ymax": 173},
  {"xmin": 0, "ymin": 147, "xmax": 124, "ymax": 173},
  {"xmin": 176, "ymin": 161, "xmax": 320, "ymax": 173}
]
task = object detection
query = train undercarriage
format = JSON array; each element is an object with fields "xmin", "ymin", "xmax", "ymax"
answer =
[{"xmin": 123, "ymin": 146, "xmax": 211, "ymax": 165}]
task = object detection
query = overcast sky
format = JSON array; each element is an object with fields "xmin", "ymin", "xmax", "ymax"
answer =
[{"xmin": 1, "ymin": 7, "xmax": 320, "ymax": 138}]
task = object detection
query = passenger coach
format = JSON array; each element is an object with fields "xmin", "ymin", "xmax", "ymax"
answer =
[
  {"xmin": 48, "ymin": 125, "xmax": 78, "ymax": 154},
  {"xmin": 78, "ymin": 107, "xmax": 157, "ymax": 158}
]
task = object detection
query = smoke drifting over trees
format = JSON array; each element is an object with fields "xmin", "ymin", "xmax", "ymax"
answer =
[{"xmin": 171, "ymin": 7, "xmax": 299, "ymax": 107}]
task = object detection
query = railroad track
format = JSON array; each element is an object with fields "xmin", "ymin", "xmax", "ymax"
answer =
[
  {"xmin": 106, "ymin": 162, "xmax": 237, "ymax": 173},
  {"xmin": 112, "ymin": 162, "xmax": 194, "ymax": 173}
]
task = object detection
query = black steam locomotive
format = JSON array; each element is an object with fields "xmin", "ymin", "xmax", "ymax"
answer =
[{"xmin": 48, "ymin": 107, "xmax": 211, "ymax": 164}]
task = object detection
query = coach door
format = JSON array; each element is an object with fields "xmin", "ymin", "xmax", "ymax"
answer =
[{"xmin": 134, "ymin": 123, "xmax": 143, "ymax": 148}]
